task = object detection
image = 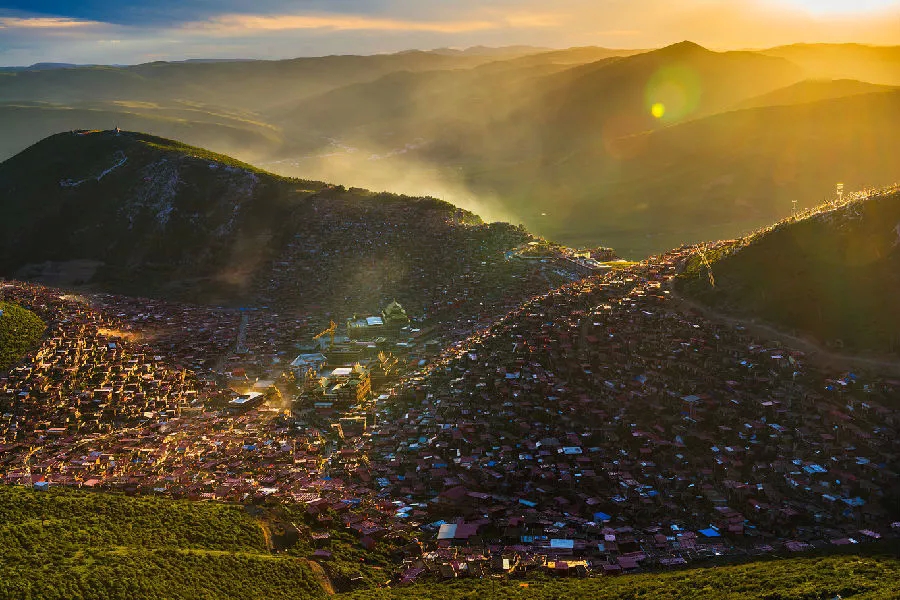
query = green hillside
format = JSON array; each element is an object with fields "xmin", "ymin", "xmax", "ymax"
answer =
[
  {"xmin": 0, "ymin": 301, "xmax": 45, "ymax": 370},
  {"xmin": 0, "ymin": 486, "xmax": 325, "ymax": 600},
  {"xmin": 678, "ymin": 188, "xmax": 900, "ymax": 354}
]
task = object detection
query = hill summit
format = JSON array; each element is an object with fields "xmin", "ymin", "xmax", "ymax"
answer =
[{"xmin": 0, "ymin": 130, "xmax": 532, "ymax": 312}]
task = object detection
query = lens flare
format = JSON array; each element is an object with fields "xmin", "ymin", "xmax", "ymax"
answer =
[{"xmin": 645, "ymin": 65, "xmax": 702, "ymax": 122}]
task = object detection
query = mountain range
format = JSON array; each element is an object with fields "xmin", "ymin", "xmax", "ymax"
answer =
[{"xmin": 2, "ymin": 42, "xmax": 897, "ymax": 255}]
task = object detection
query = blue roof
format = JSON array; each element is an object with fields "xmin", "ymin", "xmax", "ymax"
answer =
[{"xmin": 699, "ymin": 528, "xmax": 721, "ymax": 538}]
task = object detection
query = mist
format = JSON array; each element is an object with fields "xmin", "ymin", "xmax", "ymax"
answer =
[{"xmin": 261, "ymin": 145, "xmax": 517, "ymax": 226}]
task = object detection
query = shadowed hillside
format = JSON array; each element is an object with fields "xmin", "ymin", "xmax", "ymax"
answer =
[
  {"xmin": 0, "ymin": 130, "xmax": 532, "ymax": 311},
  {"xmin": 678, "ymin": 187, "xmax": 900, "ymax": 354}
]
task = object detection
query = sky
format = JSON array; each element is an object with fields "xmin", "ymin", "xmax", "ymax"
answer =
[{"xmin": 0, "ymin": 0, "xmax": 898, "ymax": 66}]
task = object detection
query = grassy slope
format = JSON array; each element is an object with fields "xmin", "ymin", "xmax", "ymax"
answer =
[
  {"xmin": 677, "ymin": 189, "xmax": 900, "ymax": 354},
  {"xmin": 0, "ymin": 486, "xmax": 325, "ymax": 600},
  {"xmin": 0, "ymin": 301, "xmax": 45, "ymax": 370}
]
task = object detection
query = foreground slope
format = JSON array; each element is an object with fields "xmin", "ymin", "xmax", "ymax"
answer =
[
  {"xmin": 0, "ymin": 130, "xmax": 531, "ymax": 312},
  {"xmin": 342, "ymin": 553, "xmax": 900, "ymax": 599},
  {"xmin": 678, "ymin": 187, "xmax": 900, "ymax": 354},
  {"xmin": 0, "ymin": 486, "xmax": 325, "ymax": 599}
]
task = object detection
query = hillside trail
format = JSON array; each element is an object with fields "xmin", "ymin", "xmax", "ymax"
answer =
[
  {"xmin": 301, "ymin": 559, "xmax": 336, "ymax": 595},
  {"xmin": 669, "ymin": 290, "xmax": 900, "ymax": 377},
  {"xmin": 258, "ymin": 521, "xmax": 274, "ymax": 551},
  {"xmin": 258, "ymin": 520, "xmax": 335, "ymax": 595}
]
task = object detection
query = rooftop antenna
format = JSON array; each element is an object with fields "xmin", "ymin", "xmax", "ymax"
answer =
[
  {"xmin": 835, "ymin": 182, "xmax": 844, "ymax": 207},
  {"xmin": 791, "ymin": 199, "xmax": 798, "ymax": 218}
]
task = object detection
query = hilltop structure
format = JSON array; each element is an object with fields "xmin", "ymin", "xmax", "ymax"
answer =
[{"xmin": 347, "ymin": 300, "xmax": 410, "ymax": 339}]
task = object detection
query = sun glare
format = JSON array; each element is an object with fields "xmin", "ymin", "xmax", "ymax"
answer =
[
  {"xmin": 651, "ymin": 103, "xmax": 666, "ymax": 119},
  {"xmin": 773, "ymin": 0, "xmax": 899, "ymax": 15}
]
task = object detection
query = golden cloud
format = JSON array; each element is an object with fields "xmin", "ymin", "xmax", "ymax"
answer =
[
  {"xmin": 0, "ymin": 17, "xmax": 104, "ymax": 29},
  {"xmin": 183, "ymin": 11, "xmax": 560, "ymax": 34}
]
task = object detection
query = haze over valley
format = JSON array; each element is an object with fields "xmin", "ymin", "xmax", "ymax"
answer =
[{"xmin": 2, "ymin": 41, "xmax": 899, "ymax": 255}]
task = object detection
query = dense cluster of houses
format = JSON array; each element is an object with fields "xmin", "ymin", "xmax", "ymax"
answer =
[
  {"xmin": 255, "ymin": 195, "xmax": 557, "ymax": 323},
  {"xmin": 0, "ymin": 237, "xmax": 897, "ymax": 584},
  {"xmin": 358, "ymin": 245, "xmax": 900, "ymax": 580}
]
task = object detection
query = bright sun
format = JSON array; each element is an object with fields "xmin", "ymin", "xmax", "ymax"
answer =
[{"xmin": 774, "ymin": 0, "xmax": 900, "ymax": 15}]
